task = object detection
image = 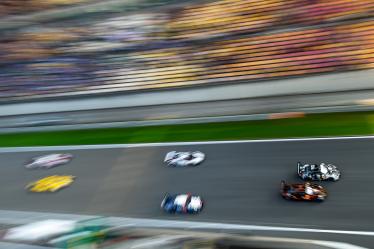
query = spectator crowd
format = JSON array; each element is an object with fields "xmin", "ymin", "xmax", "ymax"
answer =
[{"xmin": 0, "ymin": 0, "xmax": 373, "ymax": 99}]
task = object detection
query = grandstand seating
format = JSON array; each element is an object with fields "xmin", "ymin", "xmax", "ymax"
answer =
[
  {"xmin": 90, "ymin": 20, "xmax": 374, "ymax": 91},
  {"xmin": 167, "ymin": 0, "xmax": 374, "ymax": 39},
  {"xmin": 0, "ymin": 0, "xmax": 373, "ymax": 99},
  {"xmin": 0, "ymin": 0, "xmax": 93, "ymax": 17}
]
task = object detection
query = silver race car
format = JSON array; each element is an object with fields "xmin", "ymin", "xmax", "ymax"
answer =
[
  {"xmin": 164, "ymin": 151, "xmax": 205, "ymax": 167},
  {"xmin": 297, "ymin": 162, "xmax": 340, "ymax": 181},
  {"xmin": 25, "ymin": 153, "xmax": 73, "ymax": 169}
]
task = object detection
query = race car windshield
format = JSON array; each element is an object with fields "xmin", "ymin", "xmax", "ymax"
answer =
[
  {"xmin": 327, "ymin": 164, "xmax": 335, "ymax": 171},
  {"xmin": 320, "ymin": 164, "xmax": 328, "ymax": 174},
  {"xmin": 174, "ymin": 195, "xmax": 188, "ymax": 206},
  {"xmin": 305, "ymin": 186, "xmax": 314, "ymax": 195},
  {"xmin": 164, "ymin": 152, "xmax": 176, "ymax": 161}
]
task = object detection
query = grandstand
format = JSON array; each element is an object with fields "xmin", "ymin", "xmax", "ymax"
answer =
[
  {"xmin": 167, "ymin": 0, "xmax": 374, "ymax": 39},
  {"xmin": 0, "ymin": 0, "xmax": 373, "ymax": 99},
  {"xmin": 0, "ymin": 0, "xmax": 96, "ymax": 17}
]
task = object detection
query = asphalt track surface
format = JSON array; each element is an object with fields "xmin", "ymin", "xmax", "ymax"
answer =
[{"xmin": 0, "ymin": 138, "xmax": 374, "ymax": 246}]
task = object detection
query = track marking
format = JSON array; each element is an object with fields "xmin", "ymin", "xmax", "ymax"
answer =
[
  {"xmin": 313, "ymin": 241, "xmax": 368, "ymax": 249},
  {"xmin": 1, "ymin": 135, "xmax": 374, "ymax": 152},
  {"xmin": 251, "ymin": 236, "xmax": 368, "ymax": 249}
]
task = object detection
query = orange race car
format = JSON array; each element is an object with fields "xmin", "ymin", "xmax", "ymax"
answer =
[{"xmin": 280, "ymin": 180, "xmax": 327, "ymax": 201}]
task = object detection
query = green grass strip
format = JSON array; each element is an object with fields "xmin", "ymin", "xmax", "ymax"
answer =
[{"xmin": 1, "ymin": 111, "xmax": 374, "ymax": 147}]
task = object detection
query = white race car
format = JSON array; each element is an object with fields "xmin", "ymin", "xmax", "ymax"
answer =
[
  {"xmin": 25, "ymin": 154, "xmax": 73, "ymax": 169},
  {"xmin": 297, "ymin": 162, "xmax": 340, "ymax": 181},
  {"xmin": 164, "ymin": 151, "xmax": 205, "ymax": 167}
]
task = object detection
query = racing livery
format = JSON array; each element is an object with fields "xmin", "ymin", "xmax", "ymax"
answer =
[
  {"xmin": 26, "ymin": 175, "xmax": 75, "ymax": 193},
  {"xmin": 161, "ymin": 193, "xmax": 203, "ymax": 214},
  {"xmin": 297, "ymin": 162, "xmax": 340, "ymax": 181},
  {"xmin": 280, "ymin": 180, "xmax": 327, "ymax": 201},
  {"xmin": 164, "ymin": 151, "xmax": 205, "ymax": 167},
  {"xmin": 25, "ymin": 153, "xmax": 73, "ymax": 169}
]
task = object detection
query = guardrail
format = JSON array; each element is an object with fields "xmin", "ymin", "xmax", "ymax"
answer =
[
  {"xmin": 0, "ymin": 71, "xmax": 372, "ymax": 133},
  {"xmin": 1, "ymin": 70, "xmax": 373, "ymax": 116},
  {"xmin": 1, "ymin": 103, "xmax": 374, "ymax": 134}
]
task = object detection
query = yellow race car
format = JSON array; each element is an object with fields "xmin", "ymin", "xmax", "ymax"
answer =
[{"xmin": 26, "ymin": 175, "xmax": 75, "ymax": 193}]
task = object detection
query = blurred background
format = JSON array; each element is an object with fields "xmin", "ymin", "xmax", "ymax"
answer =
[
  {"xmin": 0, "ymin": 0, "xmax": 372, "ymax": 133},
  {"xmin": 0, "ymin": 0, "xmax": 372, "ymax": 136},
  {"xmin": 0, "ymin": 0, "xmax": 372, "ymax": 106}
]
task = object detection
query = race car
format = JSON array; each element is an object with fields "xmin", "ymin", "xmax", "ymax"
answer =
[
  {"xmin": 280, "ymin": 180, "xmax": 327, "ymax": 201},
  {"xmin": 26, "ymin": 175, "xmax": 75, "ymax": 193},
  {"xmin": 297, "ymin": 162, "xmax": 340, "ymax": 181},
  {"xmin": 164, "ymin": 151, "xmax": 205, "ymax": 167},
  {"xmin": 24, "ymin": 153, "xmax": 73, "ymax": 169},
  {"xmin": 161, "ymin": 193, "xmax": 203, "ymax": 214}
]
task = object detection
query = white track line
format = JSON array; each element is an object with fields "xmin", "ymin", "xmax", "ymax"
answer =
[
  {"xmin": 0, "ymin": 135, "xmax": 374, "ymax": 152},
  {"xmin": 313, "ymin": 241, "xmax": 368, "ymax": 249},
  {"xmin": 251, "ymin": 236, "xmax": 368, "ymax": 249}
]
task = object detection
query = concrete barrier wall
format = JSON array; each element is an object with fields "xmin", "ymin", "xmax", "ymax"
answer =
[{"xmin": 0, "ymin": 70, "xmax": 372, "ymax": 117}]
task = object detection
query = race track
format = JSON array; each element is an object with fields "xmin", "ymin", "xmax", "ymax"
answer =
[{"xmin": 0, "ymin": 138, "xmax": 373, "ymax": 243}]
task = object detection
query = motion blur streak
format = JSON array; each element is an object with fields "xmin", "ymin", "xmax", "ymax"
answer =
[
  {"xmin": 4, "ymin": 209, "xmax": 374, "ymax": 236},
  {"xmin": 0, "ymin": 216, "xmax": 370, "ymax": 249},
  {"xmin": 0, "ymin": 0, "xmax": 373, "ymax": 100},
  {"xmin": 0, "ymin": 210, "xmax": 372, "ymax": 248}
]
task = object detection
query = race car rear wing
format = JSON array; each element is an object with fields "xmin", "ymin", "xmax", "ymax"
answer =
[{"xmin": 297, "ymin": 162, "xmax": 302, "ymax": 175}]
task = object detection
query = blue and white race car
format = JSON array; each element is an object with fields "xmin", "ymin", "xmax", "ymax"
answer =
[
  {"xmin": 164, "ymin": 151, "xmax": 205, "ymax": 167},
  {"xmin": 161, "ymin": 193, "xmax": 204, "ymax": 214}
]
